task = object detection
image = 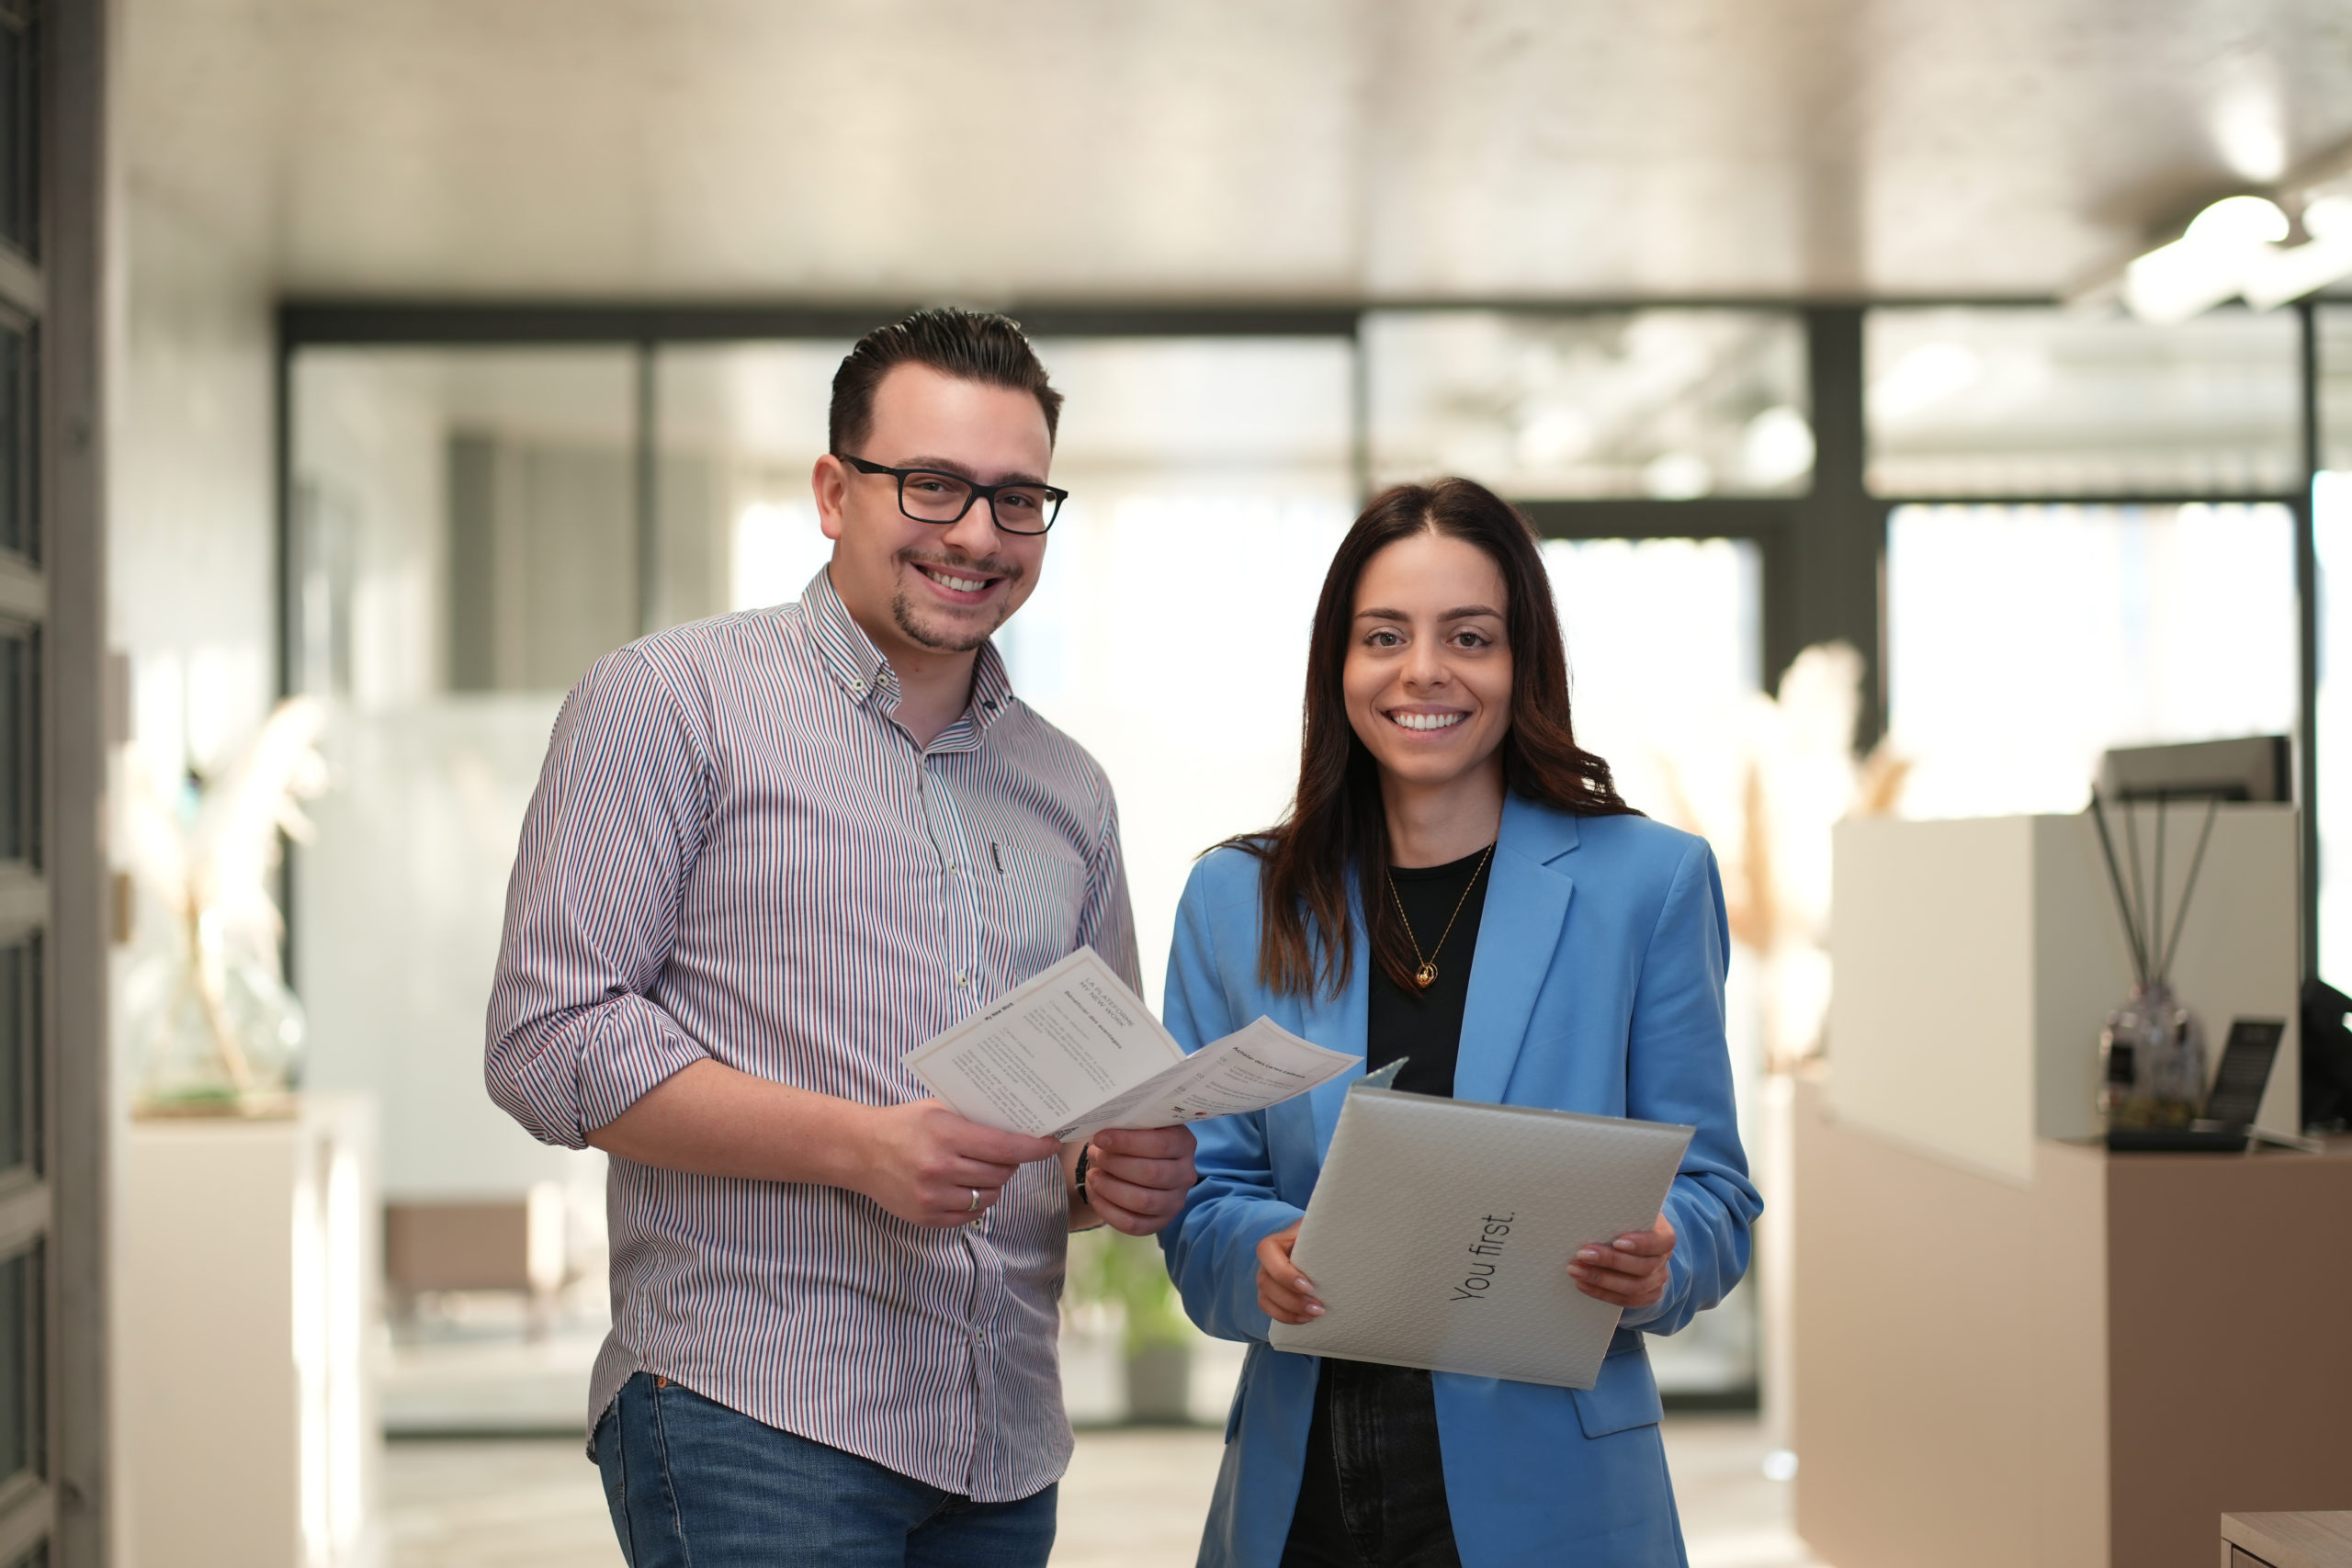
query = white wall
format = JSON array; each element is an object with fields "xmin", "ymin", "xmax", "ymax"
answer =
[
  {"xmin": 110, "ymin": 128, "xmax": 284, "ymax": 1568},
  {"xmin": 113, "ymin": 193, "xmax": 276, "ymax": 785}
]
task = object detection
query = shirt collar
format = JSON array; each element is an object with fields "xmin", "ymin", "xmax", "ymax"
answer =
[
  {"xmin": 802, "ymin": 566, "xmax": 1018, "ymax": 735},
  {"xmin": 803, "ymin": 567, "xmax": 890, "ymax": 700}
]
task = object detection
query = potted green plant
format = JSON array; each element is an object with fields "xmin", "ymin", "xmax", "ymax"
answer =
[{"xmin": 1069, "ymin": 1226, "xmax": 1196, "ymax": 1424}]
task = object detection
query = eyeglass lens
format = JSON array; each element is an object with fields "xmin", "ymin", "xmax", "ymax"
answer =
[{"xmin": 899, "ymin": 471, "xmax": 1058, "ymax": 534}]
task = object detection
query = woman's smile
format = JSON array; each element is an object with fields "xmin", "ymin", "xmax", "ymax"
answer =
[{"xmin": 1384, "ymin": 707, "xmax": 1469, "ymax": 733}]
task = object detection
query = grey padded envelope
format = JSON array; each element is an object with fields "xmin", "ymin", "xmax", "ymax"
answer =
[{"xmin": 1267, "ymin": 1082, "xmax": 1693, "ymax": 1390}]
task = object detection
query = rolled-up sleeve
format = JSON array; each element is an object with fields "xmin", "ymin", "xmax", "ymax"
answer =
[{"xmin": 485, "ymin": 648, "xmax": 716, "ymax": 1149}]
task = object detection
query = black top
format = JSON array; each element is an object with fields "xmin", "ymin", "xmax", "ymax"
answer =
[
  {"xmin": 1283, "ymin": 844, "xmax": 1496, "ymax": 1561},
  {"xmin": 1365, "ymin": 845, "xmax": 1494, "ymax": 1100}
]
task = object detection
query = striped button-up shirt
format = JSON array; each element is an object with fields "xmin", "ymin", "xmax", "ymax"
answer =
[{"xmin": 486, "ymin": 568, "xmax": 1138, "ymax": 1501}]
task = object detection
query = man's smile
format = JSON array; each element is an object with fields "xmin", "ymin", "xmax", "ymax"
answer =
[
  {"xmin": 916, "ymin": 563, "xmax": 995, "ymax": 593},
  {"xmin": 905, "ymin": 553, "xmax": 1017, "ymax": 605}
]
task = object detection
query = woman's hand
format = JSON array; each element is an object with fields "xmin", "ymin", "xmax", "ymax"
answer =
[
  {"xmin": 1255, "ymin": 1220, "xmax": 1323, "ymax": 1325},
  {"xmin": 1566, "ymin": 1212, "xmax": 1676, "ymax": 1308},
  {"xmin": 1076, "ymin": 1125, "xmax": 1199, "ymax": 1236}
]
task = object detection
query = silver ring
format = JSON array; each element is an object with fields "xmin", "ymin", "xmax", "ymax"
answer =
[{"xmin": 967, "ymin": 1188, "xmax": 981, "ymax": 1213}]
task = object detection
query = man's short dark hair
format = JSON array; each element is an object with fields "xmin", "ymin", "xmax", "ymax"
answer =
[{"xmin": 829, "ymin": 308, "xmax": 1063, "ymax": 457}]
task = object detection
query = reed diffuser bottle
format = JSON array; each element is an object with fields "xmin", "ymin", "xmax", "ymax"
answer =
[{"xmin": 2091, "ymin": 793, "xmax": 2218, "ymax": 1132}]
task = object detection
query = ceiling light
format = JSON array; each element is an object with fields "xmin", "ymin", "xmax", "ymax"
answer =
[
  {"xmin": 2124, "ymin": 195, "xmax": 2296, "ymax": 324},
  {"xmin": 2211, "ymin": 88, "xmax": 2290, "ymax": 184},
  {"xmin": 1868, "ymin": 343, "xmax": 1982, "ymax": 423},
  {"xmin": 2301, "ymin": 194, "xmax": 2352, "ymax": 242},
  {"xmin": 2185, "ymin": 194, "xmax": 2290, "ymax": 245},
  {"xmin": 1740, "ymin": 406, "xmax": 1815, "ymax": 487},
  {"xmin": 2243, "ymin": 213, "xmax": 2352, "ymax": 310},
  {"xmin": 1646, "ymin": 451, "xmax": 1721, "ymax": 501},
  {"xmin": 1514, "ymin": 405, "xmax": 1593, "ymax": 468},
  {"xmin": 1642, "ymin": 452, "xmax": 1713, "ymax": 500}
]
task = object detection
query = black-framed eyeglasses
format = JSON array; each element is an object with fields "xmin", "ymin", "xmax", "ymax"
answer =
[{"xmin": 837, "ymin": 454, "xmax": 1069, "ymax": 536}]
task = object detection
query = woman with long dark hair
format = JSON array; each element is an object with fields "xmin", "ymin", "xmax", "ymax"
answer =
[{"xmin": 1158, "ymin": 479, "xmax": 1760, "ymax": 1567}]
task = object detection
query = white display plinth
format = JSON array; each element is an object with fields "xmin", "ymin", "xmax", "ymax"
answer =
[
  {"xmin": 120, "ymin": 1095, "xmax": 381, "ymax": 1568},
  {"xmin": 1829, "ymin": 807, "xmax": 2300, "ymax": 1183}
]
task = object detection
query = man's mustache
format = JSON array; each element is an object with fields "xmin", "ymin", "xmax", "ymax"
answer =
[{"xmin": 900, "ymin": 548, "xmax": 1025, "ymax": 583}]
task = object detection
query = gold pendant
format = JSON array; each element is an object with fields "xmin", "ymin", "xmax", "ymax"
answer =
[{"xmin": 1414, "ymin": 962, "xmax": 1438, "ymax": 989}]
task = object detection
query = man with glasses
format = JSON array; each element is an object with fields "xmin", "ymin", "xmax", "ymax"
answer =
[{"xmin": 488, "ymin": 308, "xmax": 1197, "ymax": 1566}]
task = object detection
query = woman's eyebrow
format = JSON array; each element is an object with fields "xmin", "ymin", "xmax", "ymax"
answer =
[{"xmin": 1352, "ymin": 605, "xmax": 1502, "ymax": 621}]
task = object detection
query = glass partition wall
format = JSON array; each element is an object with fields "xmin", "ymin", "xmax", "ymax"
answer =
[
  {"xmin": 289, "ymin": 348, "xmax": 640, "ymax": 1428},
  {"xmin": 278, "ymin": 297, "xmax": 2346, "ymax": 1425}
]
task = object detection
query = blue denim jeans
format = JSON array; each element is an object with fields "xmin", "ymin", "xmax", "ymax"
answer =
[{"xmin": 594, "ymin": 1371, "xmax": 1058, "ymax": 1568}]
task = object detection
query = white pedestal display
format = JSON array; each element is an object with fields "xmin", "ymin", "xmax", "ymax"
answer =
[
  {"xmin": 1829, "ymin": 807, "xmax": 2300, "ymax": 1182},
  {"xmin": 120, "ymin": 1095, "xmax": 381, "ymax": 1568}
]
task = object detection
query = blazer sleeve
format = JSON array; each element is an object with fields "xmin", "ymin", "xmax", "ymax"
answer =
[
  {"xmin": 1617, "ymin": 836, "xmax": 1765, "ymax": 1335},
  {"xmin": 1156, "ymin": 854, "xmax": 1303, "ymax": 1346}
]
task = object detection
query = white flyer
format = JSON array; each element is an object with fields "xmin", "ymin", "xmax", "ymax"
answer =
[{"xmin": 904, "ymin": 947, "xmax": 1355, "ymax": 1143}]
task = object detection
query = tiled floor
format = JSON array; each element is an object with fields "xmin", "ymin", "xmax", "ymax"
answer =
[{"xmin": 383, "ymin": 1415, "xmax": 1824, "ymax": 1567}]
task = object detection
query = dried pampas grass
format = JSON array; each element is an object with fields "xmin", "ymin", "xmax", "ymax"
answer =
[{"xmin": 120, "ymin": 697, "xmax": 329, "ymax": 1111}]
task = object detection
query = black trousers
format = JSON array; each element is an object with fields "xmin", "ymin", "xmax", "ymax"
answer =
[{"xmin": 1280, "ymin": 1360, "xmax": 1463, "ymax": 1568}]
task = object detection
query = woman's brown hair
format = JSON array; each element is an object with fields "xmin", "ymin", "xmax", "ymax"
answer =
[{"xmin": 1228, "ymin": 478, "xmax": 1637, "ymax": 998}]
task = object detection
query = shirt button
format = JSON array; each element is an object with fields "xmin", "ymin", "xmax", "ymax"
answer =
[{"xmin": 956, "ymin": 971, "xmax": 970, "ymax": 987}]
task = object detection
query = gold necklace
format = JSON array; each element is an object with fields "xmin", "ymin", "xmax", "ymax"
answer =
[{"xmin": 1386, "ymin": 843, "xmax": 1495, "ymax": 990}]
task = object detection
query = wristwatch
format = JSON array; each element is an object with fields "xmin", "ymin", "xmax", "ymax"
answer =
[{"xmin": 1073, "ymin": 1144, "xmax": 1095, "ymax": 1208}]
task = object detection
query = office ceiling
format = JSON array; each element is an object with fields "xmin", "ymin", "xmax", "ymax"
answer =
[{"xmin": 123, "ymin": 0, "xmax": 2352, "ymax": 302}]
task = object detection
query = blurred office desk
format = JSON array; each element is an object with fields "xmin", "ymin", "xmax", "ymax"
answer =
[
  {"xmin": 119, "ymin": 1095, "xmax": 380, "ymax": 1568},
  {"xmin": 1791, "ymin": 1081, "xmax": 2352, "ymax": 1568},
  {"xmin": 2224, "ymin": 1512, "xmax": 2352, "ymax": 1568}
]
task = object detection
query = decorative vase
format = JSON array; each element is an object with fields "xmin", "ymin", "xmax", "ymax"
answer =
[
  {"xmin": 130, "ymin": 942, "xmax": 307, "ymax": 1115},
  {"xmin": 2098, "ymin": 980, "xmax": 2206, "ymax": 1131}
]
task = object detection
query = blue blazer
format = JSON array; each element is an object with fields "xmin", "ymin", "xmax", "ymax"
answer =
[{"xmin": 1157, "ymin": 794, "xmax": 1762, "ymax": 1568}]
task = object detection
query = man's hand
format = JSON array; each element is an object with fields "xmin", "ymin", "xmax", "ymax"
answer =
[
  {"xmin": 1566, "ymin": 1211, "xmax": 1677, "ymax": 1308},
  {"xmin": 854, "ymin": 1099, "xmax": 1062, "ymax": 1229},
  {"xmin": 1254, "ymin": 1219, "xmax": 1320, "ymax": 1325},
  {"xmin": 1074, "ymin": 1124, "xmax": 1198, "ymax": 1235}
]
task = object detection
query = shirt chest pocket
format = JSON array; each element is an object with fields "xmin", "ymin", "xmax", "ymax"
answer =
[{"xmin": 978, "ymin": 846, "xmax": 1091, "ymax": 984}]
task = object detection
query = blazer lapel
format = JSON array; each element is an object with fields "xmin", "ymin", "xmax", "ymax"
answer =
[
  {"xmin": 1304, "ymin": 902, "xmax": 1372, "ymax": 1157},
  {"xmin": 1453, "ymin": 795, "xmax": 1579, "ymax": 1105}
]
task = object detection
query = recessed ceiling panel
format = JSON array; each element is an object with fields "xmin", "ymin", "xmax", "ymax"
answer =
[{"xmin": 121, "ymin": 0, "xmax": 2352, "ymax": 299}]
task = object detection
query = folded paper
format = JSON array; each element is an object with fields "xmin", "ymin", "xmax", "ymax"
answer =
[{"xmin": 905, "ymin": 947, "xmax": 1356, "ymax": 1144}]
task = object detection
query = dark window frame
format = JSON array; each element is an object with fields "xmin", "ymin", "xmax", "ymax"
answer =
[{"xmin": 272, "ymin": 295, "xmax": 2335, "ymax": 999}]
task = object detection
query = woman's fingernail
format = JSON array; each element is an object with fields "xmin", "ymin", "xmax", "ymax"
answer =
[
  {"xmin": 1577, "ymin": 1248, "xmax": 1601, "ymax": 1262},
  {"xmin": 1613, "ymin": 1237, "xmax": 1640, "ymax": 1251},
  {"xmin": 1294, "ymin": 1277, "xmax": 1314, "ymax": 1292},
  {"xmin": 1306, "ymin": 1303, "xmax": 1324, "ymax": 1316}
]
